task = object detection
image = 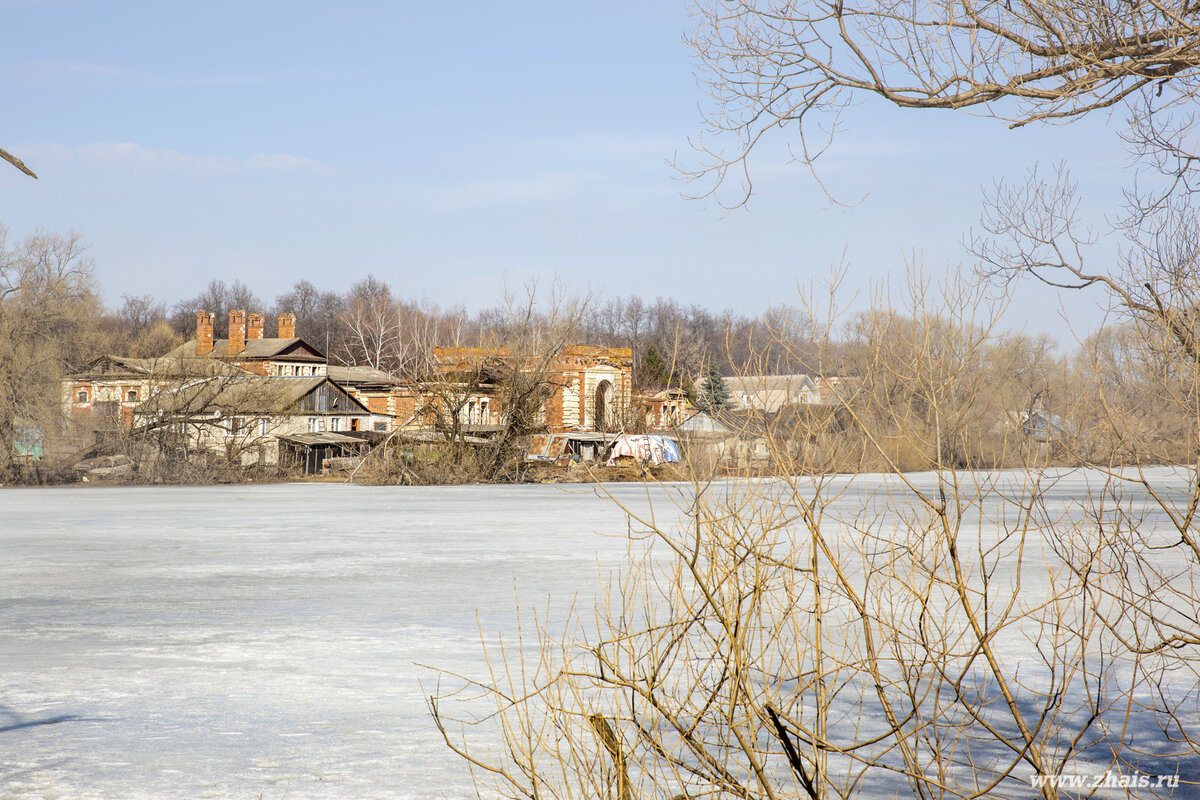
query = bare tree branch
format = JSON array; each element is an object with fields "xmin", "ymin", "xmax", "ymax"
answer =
[{"xmin": 0, "ymin": 146, "xmax": 37, "ymax": 179}]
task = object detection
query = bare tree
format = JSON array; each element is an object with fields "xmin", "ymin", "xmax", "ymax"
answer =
[
  {"xmin": 0, "ymin": 225, "xmax": 100, "ymax": 478},
  {"xmin": 1, "ymin": 146, "xmax": 37, "ymax": 179},
  {"xmin": 273, "ymin": 279, "xmax": 345, "ymax": 351},
  {"xmin": 338, "ymin": 275, "xmax": 402, "ymax": 371},
  {"xmin": 171, "ymin": 278, "xmax": 264, "ymax": 338},
  {"xmin": 119, "ymin": 294, "xmax": 167, "ymax": 333},
  {"xmin": 686, "ymin": 0, "xmax": 1200, "ymax": 205},
  {"xmin": 429, "ymin": 274, "xmax": 1200, "ymax": 798}
]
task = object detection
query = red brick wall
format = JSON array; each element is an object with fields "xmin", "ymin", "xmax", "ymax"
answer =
[
  {"xmin": 228, "ymin": 310, "xmax": 247, "ymax": 354},
  {"xmin": 195, "ymin": 312, "xmax": 214, "ymax": 355}
]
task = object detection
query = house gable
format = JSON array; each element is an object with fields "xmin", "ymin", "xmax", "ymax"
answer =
[
  {"xmin": 268, "ymin": 339, "xmax": 326, "ymax": 362},
  {"xmin": 295, "ymin": 379, "xmax": 371, "ymax": 416}
]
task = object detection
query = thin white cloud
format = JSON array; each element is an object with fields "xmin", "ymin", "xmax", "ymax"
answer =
[{"xmin": 22, "ymin": 142, "xmax": 338, "ymax": 177}]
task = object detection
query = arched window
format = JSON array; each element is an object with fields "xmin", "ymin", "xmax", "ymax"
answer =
[
  {"xmin": 125, "ymin": 389, "xmax": 139, "ymax": 402},
  {"xmin": 76, "ymin": 389, "xmax": 89, "ymax": 403}
]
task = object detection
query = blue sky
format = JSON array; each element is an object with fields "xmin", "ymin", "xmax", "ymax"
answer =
[{"xmin": 1, "ymin": 1, "xmax": 1129, "ymax": 344}]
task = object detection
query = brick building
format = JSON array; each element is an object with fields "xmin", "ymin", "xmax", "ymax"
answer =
[
  {"xmin": 165, "ymin": 310, "xmax": 327, "ymax": 377},
  {"xmin": 63, "ymin": 309, "xmax": 637, "ymax": 466},
  {"xmin": 64, "ymin": 355, "xmax": 253, "ymax": 437},
  {"xmin": 542, "ymin": 345, "xmax": 633, "ymax": 432}
]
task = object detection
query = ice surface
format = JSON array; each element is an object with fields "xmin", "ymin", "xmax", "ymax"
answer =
[
  {"xmin": 0, "ymin": 482, "xmax": 676, "ymax": 799},
  {"xmin": 0, "ymin": 471, "xmax": 1196, "ymax": 798}
]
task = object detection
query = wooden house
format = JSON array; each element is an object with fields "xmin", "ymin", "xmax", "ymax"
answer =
[{"xmin": 134, "ymin": 375, "xmax": 376, "ymax": 468}]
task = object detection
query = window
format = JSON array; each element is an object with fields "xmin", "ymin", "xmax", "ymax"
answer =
[
  {"xmin": 125, "ymin": 389, "xmax": 139, "ymax": 402},
  {"xmin": 76, "ymin": 389, "xmax": 89, "ymax": 403},
  {"xmin": 480, "ymin": 400, "xmax": 489, "ymax": 424},
  {"xmin": 350, "ymin": 418, "xmax": 360, "ymax": 432},
  {"xmin": 330, "ymin": 417, "xmax": 341, "ymax": 432},
  {"xmin": 373, "ymin": 421, "xmax": 387, "ymax": 432},
  {"xmin": 309, "ymin": 417, "xmax": 319, "ymax": 433},
  {"xmin": 227, "ymin": 417, "xmax": 245, "ymax": 437}
]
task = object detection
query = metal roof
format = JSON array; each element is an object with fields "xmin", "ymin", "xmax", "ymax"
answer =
[
  {"xmin": 138, "ymin": 376, "xmax": 370, "ymax": 416},
  {"xmin": 326, "ymin": 365, "xmax": 399, "ymax": 385},
  {"xmin": 166, "ymin": 337, "xmax": 326, "ymax": 361},
  {"xmin": 277, "ymin": 432, "xmax": 369, "ymax": 447}
]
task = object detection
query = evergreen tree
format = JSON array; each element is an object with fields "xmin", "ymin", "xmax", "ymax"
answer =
[
  {"xmin": 640, "ymin": 344, "xmax": 672, "ymax": 386},
  {"xmin": 697, "ymin": 363, "xmax": 731, "ymax": 412}
]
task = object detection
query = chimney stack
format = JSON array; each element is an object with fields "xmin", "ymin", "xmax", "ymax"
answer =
[
  {"xmin": 277, "ymin": 312, "xmax": 296, "ymax": 339},
  {"xmin": 228, "ymin": 309, "xmax": 247, "ymax": 355},
  {"xmin": 247, "ymin": 312, "xmax": 264, "ymax": 341},
  {"xmin": 195, "ymin": 311, "xmax": 214, "ymax": 356}
]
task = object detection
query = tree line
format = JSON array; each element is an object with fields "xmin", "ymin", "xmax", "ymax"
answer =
[
  {"xmin": 5, "ymin": 221, "xmax": 1195, "ymax": 484},
  {"xmin": 132, "ymin": 275, "xmax": 824, "ymax": 383}
]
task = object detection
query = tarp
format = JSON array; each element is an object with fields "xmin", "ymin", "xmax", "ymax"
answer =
[{"xmin": 606, "ymin": 434, "xmax": 681, "ymax": 466}]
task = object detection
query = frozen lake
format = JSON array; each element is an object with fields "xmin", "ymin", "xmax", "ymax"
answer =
[
  {"xmin": 2, "ymin": 472, "xmax": 1198, "ymax": 798},
  {"xmin": 0, "ymin": 482, "xmax": 673, "ymax": 800}
]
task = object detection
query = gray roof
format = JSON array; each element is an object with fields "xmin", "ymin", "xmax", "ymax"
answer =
[
  {"xmin": 393, "ymin": 429, "xmax": 493, "ymax": 445},
  {"xmin": 139, "ymin": 376, "xmax": 365, "ymax": 416},
  {"xmin": 675, "ymin": 410, "xmax": 776, "ymax": 439},
  {"xmin": 69, "ymin": 355, "xmax": 256, "ymax": 379},
  {"xmin": 166, "ymin": 338, "xmax": 325, "ymax": 361},
  {"xmin": 326, "ymin": 365, "xmax": 399, "ymax": 386},
  {"xmin": 722, "ymin": 374, "xmax": 818, "ymax": 394},
  {"xmin": 676, "ymin": 412, "xmax": 735, "ymax": 435},
  {"xmin": 721, "ymin": 374, "xmax": 822, "ymax": 412},
  {"xmin": 277, "ymin": 432, "xmax": 368, "ymax": 447}
]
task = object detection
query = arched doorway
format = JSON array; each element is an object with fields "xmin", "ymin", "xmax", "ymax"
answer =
[{"xmin": 594, "ymin": 380, "xmax": 614, "ymax": 430}]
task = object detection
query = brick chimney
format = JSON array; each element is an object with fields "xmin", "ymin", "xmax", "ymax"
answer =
[
  {"xmin": 277, "ymin": 312, "xmax": 296, "ymax": 339},
  {"xmin": 228, "ymin": 309, "xmax": 247, "ymax": 355},
  {"xmin": 195, "ymin": 311, "xmax": 214, "ymax": 356},
  {"xmin": 247, "ymin": 312, "xmax": 264, "ymax": 341}
]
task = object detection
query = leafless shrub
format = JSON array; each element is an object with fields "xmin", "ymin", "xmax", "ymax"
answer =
[{"xmin": 428, "ymin": 272, "xmax": 1200, "ymax": 799}]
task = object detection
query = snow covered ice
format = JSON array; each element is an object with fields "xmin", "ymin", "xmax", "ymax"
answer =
[
  {"xmin": 0, "ymin": 482, "xmax": 661, "ymax": 799},
  {"xmin": 1, "ymin": 471, "xmax": 1198, "ymax": 798}
]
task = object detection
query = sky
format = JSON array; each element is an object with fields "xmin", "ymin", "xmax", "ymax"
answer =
[{"xmin": 0, "ymin": 1, "xmax": 1135, "ymax": 345}]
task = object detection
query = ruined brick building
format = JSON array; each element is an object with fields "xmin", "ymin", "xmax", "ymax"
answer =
[{"xmin": 63, "ymin": 310, "xmax": 640, "ymax": 469}]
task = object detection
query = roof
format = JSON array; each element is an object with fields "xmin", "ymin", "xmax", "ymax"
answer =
[
  {"xmin": 676, "ymin": 411, "xmax": 736, "ymax": 435},
  {"xmin": 138, "ymin": 376, "xmax": 368, "ymax": 416},
  {"xmin": 542, "ymin": 431, "xmax": 620, "ymax": 443},
  {"xmin": 326, "ymin": 365, "xmax": 400, "ymax": 386},
  {"xmin": 393, "ymin": 429, "xmax": 494, "ymax": 445},
  {"xmin": 721, "ymin": 374, "xmax": 828, "ymax": 412},
  {"xmin": 634, "ymin": 387, "xmax": 691, "ymax": 402},
  {"xmin": 675, "ymin": 410, "xmax": 775, "ymax": 439},
  {"xmin": 166, "ymin": 337, "xmax": 326, "ymax": 362},
  {"xmin": 69, "ymin": 355, "xmax": 256, "ymax": 380},
  {"xmin": 277, "ymin": 432, "xmax": 369, "ymax": 447},
  {"xmin": 560, "ymin": 344, "xmax": 632, "ymax": 360}
]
